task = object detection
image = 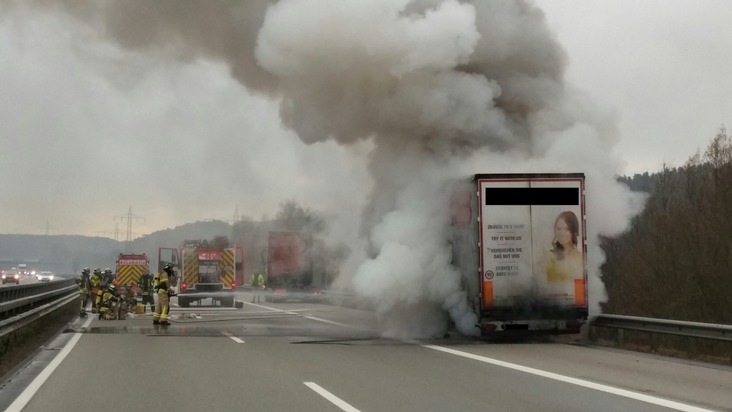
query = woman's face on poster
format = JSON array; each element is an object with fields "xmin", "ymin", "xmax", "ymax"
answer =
[{"xmin": 554, "ymin": 217, "xmax": 574, "ymax": 248}]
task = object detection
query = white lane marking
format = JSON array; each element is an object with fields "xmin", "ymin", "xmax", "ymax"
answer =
[
  {"xmin": 423, "ymin": 345, "xmax": 715, "ymax": 412},
  {"xmin": 304, "ymin": 382, "xmax": 361, "ymax": 412},
  {"xmin": 242, "ymin": 301, "xmax": 360, "ymax": 330},
  {"xmin": 221, "ymin": 331, "xmax": 245, "ymax": 344},
  {"xmin": 243, "ymin": 301, "xmax": 275, "ymax": 310},
  {"xmin": 303, "ymin": 316, "xmax": 358, "ymax": 329},
  {"xmin": 4, "ymin": 316, "xmax": 93, "ymax": 412}
]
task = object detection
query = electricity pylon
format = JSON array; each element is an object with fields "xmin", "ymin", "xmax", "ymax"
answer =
[{"xmin": 114, "ymin": 207, "xmax": 145, "ymax": 242}]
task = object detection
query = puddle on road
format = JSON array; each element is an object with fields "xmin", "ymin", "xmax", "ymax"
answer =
[{"xmin": 290, "ymin": 337, "xmax": 403, "ymax": 346}]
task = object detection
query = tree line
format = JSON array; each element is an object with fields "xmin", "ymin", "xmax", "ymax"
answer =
[{"xmin": 601, "ymin": 127, "xmax": 732, "ymax": 324}]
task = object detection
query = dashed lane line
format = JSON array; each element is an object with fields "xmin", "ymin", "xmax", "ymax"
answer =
[
  {"xmin": 304, "ymin": 382, "xmax": 362, "ymax": 412},
  {"xmin": 221, "ymin": 331, "xmax": 245, "ymax": 343}
]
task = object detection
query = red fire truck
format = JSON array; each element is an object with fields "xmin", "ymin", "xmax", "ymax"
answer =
[{"xmin": 159, "ymin": 240, "xmax": 243, "ymax": 307}]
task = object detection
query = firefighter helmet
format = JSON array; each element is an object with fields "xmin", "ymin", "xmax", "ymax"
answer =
[
  {"xmin": 108, "ymin": 283, "xmax": 116, "ymax": 292},
  {"xmin": 163, "ymin": 263, "xmax": 174, "ymax": 273},
  {"xmin": 104, "ymin": 268, "xmax": 112, "ymax": 275},
  {"xmin": 82, "ymin": 267, "xmax": 90, "ymax": 275},
  {"xmin": 94, "ymin": 268, "xmax": 101, "ymax": 275}
]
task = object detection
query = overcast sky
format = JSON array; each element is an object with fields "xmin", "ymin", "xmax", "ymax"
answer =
[
  {"xmin": 0, "ymin": 0, "xmax": 729, "ymax": 237},
  {"xmin": 536, "ymin": 0, "xmax": 732, "ymax": 172}
]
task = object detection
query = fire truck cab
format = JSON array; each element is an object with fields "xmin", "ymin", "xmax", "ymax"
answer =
[{"xmin": 159, "ymin": 240, "xmax": 241, "ymax": 308}]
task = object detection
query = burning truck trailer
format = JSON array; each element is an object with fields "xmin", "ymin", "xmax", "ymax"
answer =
[
  {"xmin": 451, "ymin": 173, "xmax": 589, "ymax": 337},
  {"xmin": 264, "ymin": 231, "xmax": 322, "ymax": 303}
]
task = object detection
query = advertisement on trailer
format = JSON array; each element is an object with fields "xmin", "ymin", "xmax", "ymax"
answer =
[{"xmin": 478, "ymin": 175, "xmax": 586, "ymax": 309}]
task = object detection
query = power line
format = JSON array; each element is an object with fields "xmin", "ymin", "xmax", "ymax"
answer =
[
  {"xmin": 114, "ymin": 207, "xmax": 145, "ymax": 242},
  {"xmin": 96, "ymin": 222, "xmax": 121, "ymax": 241},
  {"xmin": 205, "ymin": 206, "xmax": 242, "ymax": 224}
]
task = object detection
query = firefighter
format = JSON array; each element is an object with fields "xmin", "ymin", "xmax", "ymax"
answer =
[
  {"xmin": 75, "ymin": 267, "xmax": 91, "ymax": 317},
  {"xmin": 90, "ymin": 268, "xmax": 102, "ymax": 314},
  {"xmin": 124, "ymin": 283, "xmax": 137, "ymax": 309},
  {"xmin": 251, "ymin": 272, "xmax": 265, "ymax": 303},
  {"xmin": 116, "ymin": 283, "xmax": 136, "ymax": 320},
  {"xmin": 153, "ymin": 263, "xmax": 176, "ymax": 326},
  {"xmin": 137, "ymin": 272, "xmax": 155, "ymax": 312},
  {"xmin": 103, "ymin": 268, "xmax": 115, "ymax": 286},
  {"xmin": 99, "ymin": 268, "xmax": 108, "ymax": 289},
  {"xmin": 98, "ymin": 283, "xmax": 120, "ymax": 320}
]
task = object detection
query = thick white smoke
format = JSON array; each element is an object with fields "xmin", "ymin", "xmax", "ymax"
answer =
[
  {"xmin": 31, "ymin": 0, "xmax": 642, "ymax": 338},
  {"xmin": 254, "ymin": 0, "xmax": 644, "ymax": 337}
]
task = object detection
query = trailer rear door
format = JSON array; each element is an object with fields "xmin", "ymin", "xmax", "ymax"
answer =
[{"xmin": 477, "ymin": 174, "xmax": 586, "ymax": 311}]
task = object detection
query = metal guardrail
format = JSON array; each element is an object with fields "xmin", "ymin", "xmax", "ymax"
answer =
[
  {"xmin": 590, "ymin": 314, "xmax": 732, "ymax": 363},
  {"xmin": 591, "ymin": 314, "xmax": 732, "ymax": 342},
  {"xmin": 0, "ymin": 278, "xmax": 76, "ymax": 314},
  {"xmin": 0, "ymin": 278, "xmax": 78, "ymax": 339}
]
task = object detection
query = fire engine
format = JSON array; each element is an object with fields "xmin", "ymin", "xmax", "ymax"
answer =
[
  {"xmin": 159, "ymin": 240, "xmax": 242, "ymax": 307},
  {"xmin": 115, "ymin": 253, "xmax": 149, "ymax": 288}
]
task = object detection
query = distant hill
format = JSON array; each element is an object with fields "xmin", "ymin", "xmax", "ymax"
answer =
[
  {"xmin": 0, "ymin": 234, "xmax": 120, "ymax": 274},
  {"xmin": 0, "ymin": 220, "xmax": 234, "ymax": 275}
]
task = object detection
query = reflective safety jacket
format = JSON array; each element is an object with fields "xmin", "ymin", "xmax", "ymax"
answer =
[
  {"xmin": 76, "ymin": 274, "xmax": 90, "ymax": 293},
  {"xmin": 98, "ymin": 289, "xmax": 119, "ymax": 309},
  {"xmin": 138, "ymin": 274, "xmax": 154, "ymax": 296},
  {"xmin": 155, "ymin": 272, "xmax": 170, "ymax": 295},
  {"xmin": 250, "ymin": 273, "xmax": 265, "ymax": 287},
  {"xmin": 90, "ymin": 273, "xmax": 101, "ymax": 289}
]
